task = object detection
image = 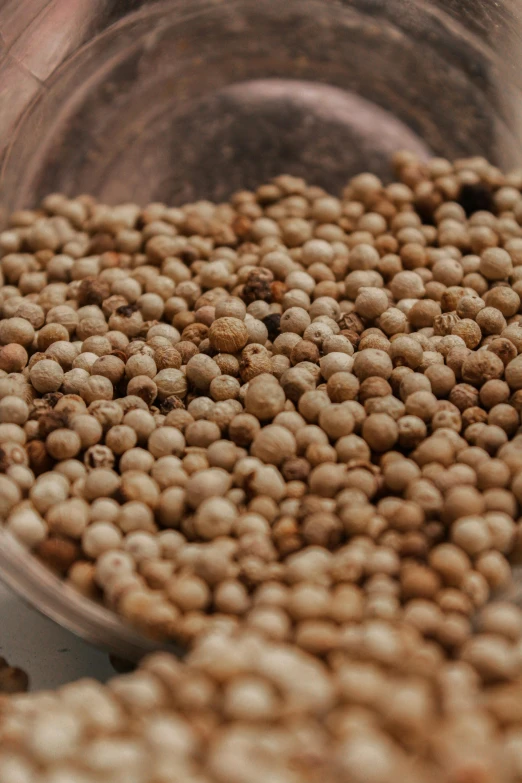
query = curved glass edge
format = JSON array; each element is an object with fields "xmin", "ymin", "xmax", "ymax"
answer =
[{"xmin": 0, "ymin": 528, "xmax": 186, "ymax": 662}]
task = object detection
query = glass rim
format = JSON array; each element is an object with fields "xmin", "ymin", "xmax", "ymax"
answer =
[{"xmin": 0, "ymin": 528, "xmax": 186, "ymax": 662}]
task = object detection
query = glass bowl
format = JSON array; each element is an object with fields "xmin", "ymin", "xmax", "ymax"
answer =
[{"xmin": 1, "ymin": 0, "xmax": 522, "ymax": 657}]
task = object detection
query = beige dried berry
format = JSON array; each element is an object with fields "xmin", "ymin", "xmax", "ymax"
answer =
[
  {"xmin": 461, "ymin": 352, "xmax": 504, "ymax": 386},
  {"xmin": 209, "ymin": 317, "xmax": 249, "ymax": 352}
]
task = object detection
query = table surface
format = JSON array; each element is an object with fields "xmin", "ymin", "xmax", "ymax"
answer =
[{"xmin": 0, "ymin": 579, "xmax": 114, "ymax": 691}]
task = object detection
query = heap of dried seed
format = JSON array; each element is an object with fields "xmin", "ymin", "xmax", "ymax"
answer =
[
  {"xmin": 1, "ymin": 157, "xmax": 522, "ymax": 661},
  {"xmin": 6, "ymin": 154, "xmax": 522, "ymax": 773},
  {"xmin": 3, "ymin": 617, "xmax": 522, "ymax": 783}
]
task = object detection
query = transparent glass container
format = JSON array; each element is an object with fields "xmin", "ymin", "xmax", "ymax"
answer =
[{"xmin": 0, "ymin": 0, "xmax": 522, "ymax": 658}]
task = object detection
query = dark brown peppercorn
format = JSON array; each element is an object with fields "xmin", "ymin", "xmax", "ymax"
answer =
[
  {"xmin": 179, "ymin": 247, "xmax": 198, "ymax": 264},
  {"xmin": 262, "ymin": 313, "xmax": 281, "ymax": 341},
  {"xmin": 160, "ymin": 396, "xmax": 186, "ymax": 414},
  {"xmin": 43, "ymin": 392, "xmax": 64, "ymax": 408},
  {"xmin": 38, "ymin": 410, "xmax": 70, "ymax": 439},
  {"xmin": 78, "ymin": 276, "xmax": 111, "ymax": 307},
  {"xmin": 116, "ymin": 303, "xmax": 140, "ymax": 317},
  {"xmin": 241, "ymin": 269, "xmax": 274, "ymax": 304},
  {"xmin": 458, "ymin": 182, "xmax": 495, "ymax": 216}
]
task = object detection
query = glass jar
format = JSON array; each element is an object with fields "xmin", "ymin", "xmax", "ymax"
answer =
[
  {"xmin": 0, "ymin": 0, "xmax": 521, "ymax": 658},
  {"xmin": 2, "ymin": 0, "xmax": 522, "ymax": 220}
]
